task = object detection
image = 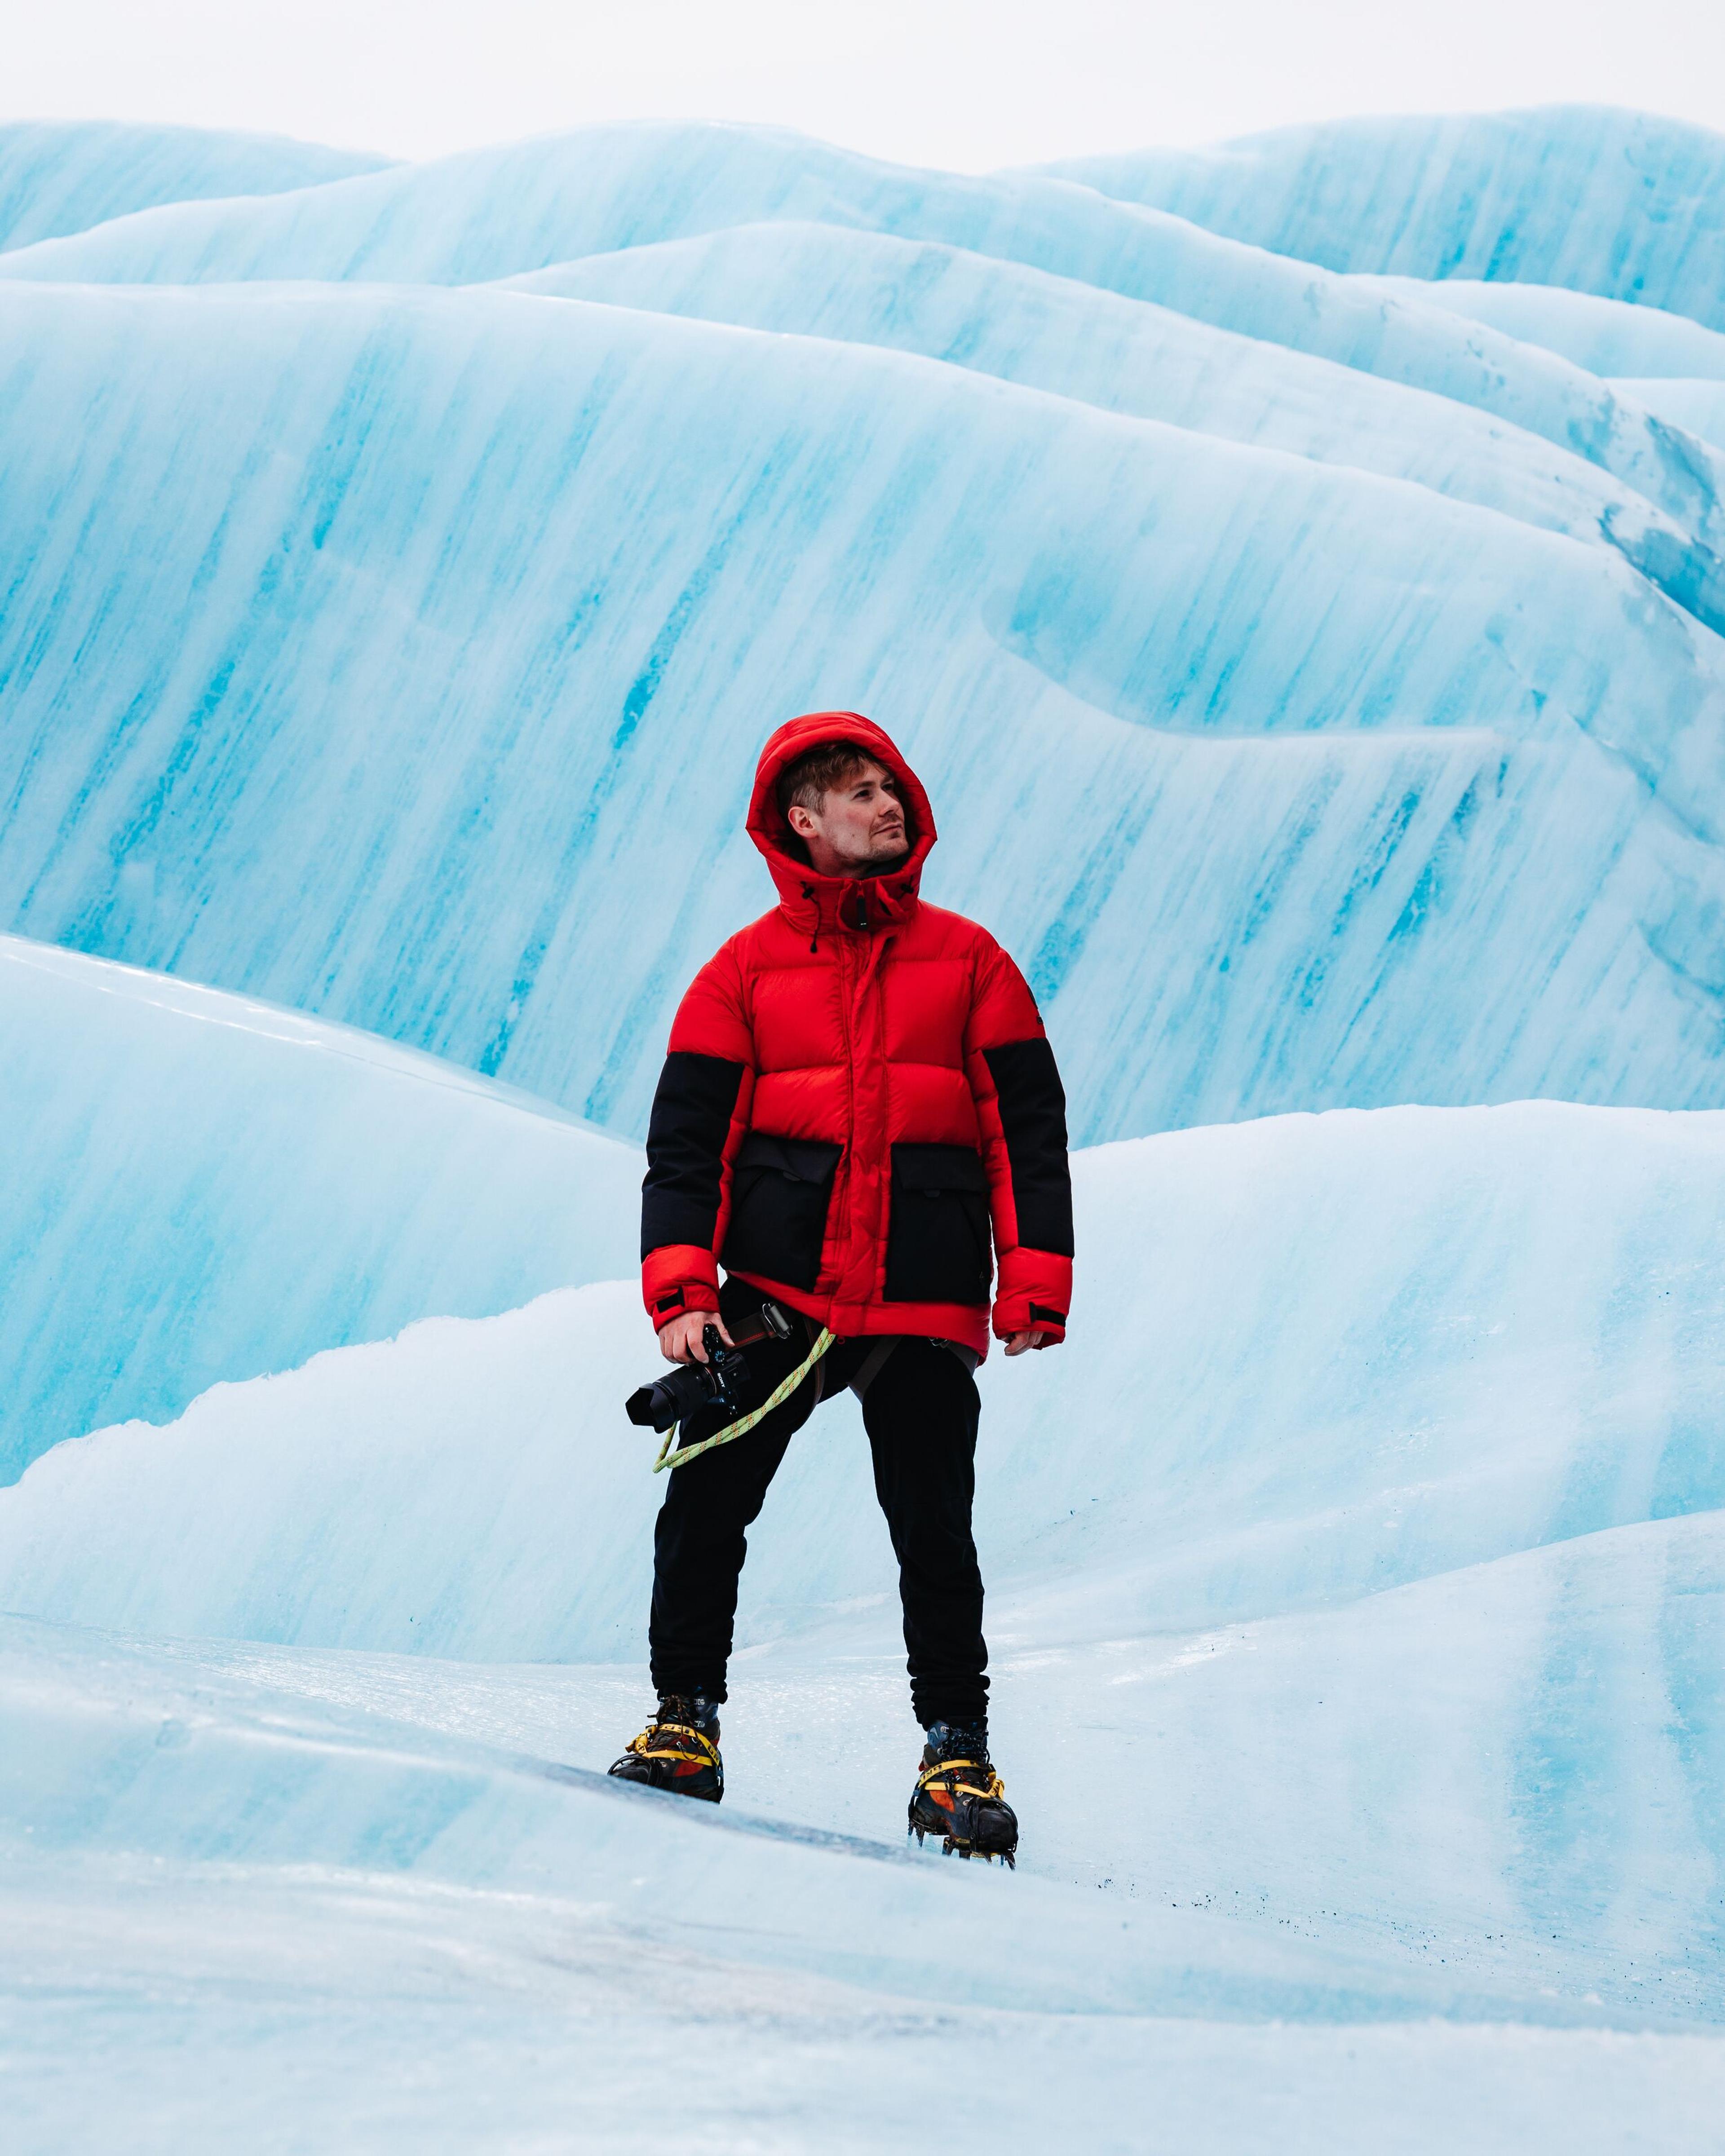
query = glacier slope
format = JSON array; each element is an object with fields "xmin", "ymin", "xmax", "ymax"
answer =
[
  {"xmin": 0, "ymin": 934, "xmax": 638, "ymax": 1483},
  {"xmin": 5, "ymin": 282, "xmax": 1725, "ymax": 1140},
  {"xmin": 1035, "ymin": 106, "xmax": 1725, "ymax": 331},
  {"xmin": 0, "ymin": 120, "xmax": 1716, "ymax": 543},
  {"xmin": 0, "ymin": 1615, "xmax": 1484, "ymax": 2030},
  {"xmin": 510, "ymin": 222, "xmax": 1715, "ymax": 566},
  {"xmin": 98, "ymin": 1501, "xmax": 1718, "ymax": 2024},
  {"xmin": 7, "ymin": 1102, "xmax": 1719, "ymax": 1659},
  {"xmin": 9, "ymin": 1620, "xmax": 1722, "ymax": 2155},
  {"xmin": 2, "ymin": 1100, "xmax": 1722, "ymax": 2123},
  {"xmin": 0, "ymin": 119, "xmax": 389, "ymax": 253},
  {"xmin": 1617, "ymin": 380, "xmax": 1725, "ymax": 455},
  {"xmin": 1362, "ymin": 278, "xmax": 1725, "ymax": 382},
  {"xmin": 13, "ymin": 1848, "xmax": 1716, "ymax": 2156}
]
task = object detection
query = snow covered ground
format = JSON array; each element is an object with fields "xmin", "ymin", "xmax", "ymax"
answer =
[{"xmin": 3, "ymin": 1103, "xmax": 1722, "ymax": 2147}]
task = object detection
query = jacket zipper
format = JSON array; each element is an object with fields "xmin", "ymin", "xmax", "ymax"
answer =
[{"xmin": 834, "ymin": 932, "xmax": 857, "ymax": 1277}]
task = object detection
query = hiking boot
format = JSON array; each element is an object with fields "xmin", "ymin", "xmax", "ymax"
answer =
[
  {"xmin": 607, "ymin": 1694, "xmax": 723, "ymax": 1803},
  {"xmin": 907, "ymin": 1720, "xmax": 1017, "ymax": 1866}
]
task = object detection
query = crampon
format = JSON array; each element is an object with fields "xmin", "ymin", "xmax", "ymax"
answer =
[
  {"xmin": 907, "ymin": 1722, "xmax": 1017, "ymax": 1867},
  {"xmin": 606, "ymin": 1695, "xmax": 723, "ymax": 1803}
]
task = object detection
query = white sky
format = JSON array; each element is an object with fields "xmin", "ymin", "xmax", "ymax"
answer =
[{"xmin": 6, "ymin": 0, "xmax": 1725, "ymax": 169}]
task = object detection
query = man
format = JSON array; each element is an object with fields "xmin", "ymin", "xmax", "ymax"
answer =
[{"xmin": 609, "ymin": 711, "xmax": 1073, "ymax": 1864}]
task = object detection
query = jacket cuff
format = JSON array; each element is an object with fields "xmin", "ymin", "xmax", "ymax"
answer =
[
  {"xmin": 991, "ymin": 1248, "xmax": 1072, "ymax": 1346},
  {"xmin": 642, "ymin": 1245, "xmax": 721, "ymax": 1329}
]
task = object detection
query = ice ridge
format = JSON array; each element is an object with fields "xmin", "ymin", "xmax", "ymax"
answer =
[
  {"xmin": 1034, "ymin": 105, "xmax": 1725, "ymax": 332},
  {"xmin": 0, "ymin": 119, "xmax": 390, "ymax": 255},
  {"xmin": 4, "ymin": 282, "xmax": 1725, "ymax": 1144},
  {"xmin": 0, "ymin": 935, "xmax": 639, "ymax": 1481},
  {"xmin": 2, "ymin": 119, "xmax": 1715, "ymax": 549}
]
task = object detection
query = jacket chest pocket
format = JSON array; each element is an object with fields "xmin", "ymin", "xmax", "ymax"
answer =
[
  {"xmin": 721, "ymin": 1132, "xmax": 844, "ymax": 1290},
  {"xmin": 884, "ymin": 1144, "xmax": 992, "ymax": 1306}
]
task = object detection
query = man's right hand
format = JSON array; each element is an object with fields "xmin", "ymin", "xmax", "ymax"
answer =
[{"xmin": 657, "ymin": 1308, "xmax": 733, "ymax": 1365}]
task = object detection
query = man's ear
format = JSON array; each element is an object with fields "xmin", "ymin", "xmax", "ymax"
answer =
[{"xmin": 786, "ymin": 803, "xmax": 818, "ymax": 839}]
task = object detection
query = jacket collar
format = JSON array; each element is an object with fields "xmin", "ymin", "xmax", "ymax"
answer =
[{"xmin": 747, "ymin": 711, "xmax": 935, "ymax": 940}]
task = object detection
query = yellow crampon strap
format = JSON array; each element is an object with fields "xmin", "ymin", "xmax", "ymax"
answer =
[
  {"xmin": 917, "ymin": 1757, "xmax": 1005, "ymax": 1803},
  {"xmin": 626, "ymin": 1721, "xmax": 719, "ymax": 1768},
  {"xmin": 653, "ymin": 1327, "xmax": 836, "ymax": 1473}
]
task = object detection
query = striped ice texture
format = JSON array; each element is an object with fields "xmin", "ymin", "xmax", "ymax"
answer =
[
  {"xmin": 4, "ymin": 114, "xmax": 1725, "ymax": 1162},
  {"xmin": 0, "ymin": 936, "xmax": 639, "ymax": 1481},
  {"xmin": 3, "ymin": 1105, "xmax": 1721, "ymax": 2032},
  {"xmin": 1618, "ymin": 379, "xmax": 1725, "ymax": 455},
  {"xmin": 0, "ymin": 120, "xmax": 390, "ymax": 253},
  {"xmin": 506, "ymin": 222, "xmax": 1720, "ymax": 554},
  {"xmin": 1358, "ymin": 278, "xmax": 1725, "ymax": 381},
  {"xmin": 1036, "ymin": 106, "xmax": 1725, "ymax": 327},
  {"xmin": 4, "ymin": 113, "xmax": 1725, "ymax": 2141}
]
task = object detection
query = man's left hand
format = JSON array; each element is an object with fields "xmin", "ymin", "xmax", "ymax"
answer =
[{"xmin": 1003, "ymin": 1328, "xmax": 1053, "ymax": 1357}]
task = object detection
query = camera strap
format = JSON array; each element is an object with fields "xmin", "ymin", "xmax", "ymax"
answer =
[{"xmin": 652, "ymin": 1326, "xmax": 836, "ymax": 1475}]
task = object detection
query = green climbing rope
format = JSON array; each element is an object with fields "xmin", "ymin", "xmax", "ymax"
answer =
[{"xmin": 653, "ymin": 1326, "xmax": 836, "ymax": 1474}]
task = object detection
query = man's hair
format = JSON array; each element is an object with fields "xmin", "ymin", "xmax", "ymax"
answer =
[{"xmin": 775, "ymin": 739, "xmax": 882, "ymax": 826}]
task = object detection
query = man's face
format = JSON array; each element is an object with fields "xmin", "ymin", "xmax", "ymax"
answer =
[{"xmin": 788, "ymin": 760, "xmax": 909, "ymax": 877}]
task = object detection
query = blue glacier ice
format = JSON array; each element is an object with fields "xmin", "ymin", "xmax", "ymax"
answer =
[
  {"xmin": 9, "ymin": 1101, "xmax": 1721, "ymax": 1662},
  {"xmin": 2, "ymin": 275, "xmax": 1725, "ymax": 1148},
  {"xmin": 1035, "ymin": 106, "xmax": 1725, "ymax": 330},
  {"xmin": 0, "ymin": 120, "xmax": 389, "ymax": 253},
  {"xmin": 1617, "ymin": 378, "xmax": 1725, "ymax": 454},
  {"xmin": 1361, "ymin": 277, "xmax": 1725, "ymax": 381},
  {"xmin": 509, "ymin": 221, "xmax": 1716, "ymax": 559},
  {"xmin": 0, "ymin": 934, "xmax": 638, "ymax": 1482},
  {"xmin": 2, "ymin": 1102, "xmax": 1721, "ymax": 2143},
  {"xmin": 2, "ymin": 122, "xmax": 1714, "ymax": 538},
  {"xmin": 4, "ymin": 107, "xmax": 1725, "ymax": 2147}
]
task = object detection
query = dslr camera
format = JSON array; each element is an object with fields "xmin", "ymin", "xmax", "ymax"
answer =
[{"xmin": 624, "ymin": 1301, "xmax": 792, "ymax": 1435}]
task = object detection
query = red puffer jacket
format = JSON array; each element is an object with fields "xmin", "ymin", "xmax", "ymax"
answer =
[{"xmin": 640, "ymin": 714, "xmax": 1073, "ymax": 1357}]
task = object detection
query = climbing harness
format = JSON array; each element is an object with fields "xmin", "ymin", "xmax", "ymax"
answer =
[{"xmin": 653, "ymin": 1325, "xmax": 836, "ymax": 1473}]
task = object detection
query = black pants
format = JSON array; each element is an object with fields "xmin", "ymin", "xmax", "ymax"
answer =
[{"xmin": 650, "ymin": 1277, "xmax": 988, "ymax": 1727}]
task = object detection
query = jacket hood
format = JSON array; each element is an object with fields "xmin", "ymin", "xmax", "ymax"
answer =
[{"xmin": 748, "ymin": 712, "xmax": 936, "ymax": 936}]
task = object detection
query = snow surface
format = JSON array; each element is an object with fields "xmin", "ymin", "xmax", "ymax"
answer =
[
  {"xmin": 1037, "ymin": 106, "xmax": 1725, "ymax": 331},
  {"xmin": 0, "ymin": 935, "xmax": 638, "ymax": 1482},
  {"xmin": 0, "ymin": 120, "xmax": 389, "ymax": 254},
  {"xmin": 3, "ymin": 1102, "xmax": 1723, "ymax": 2146}
]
